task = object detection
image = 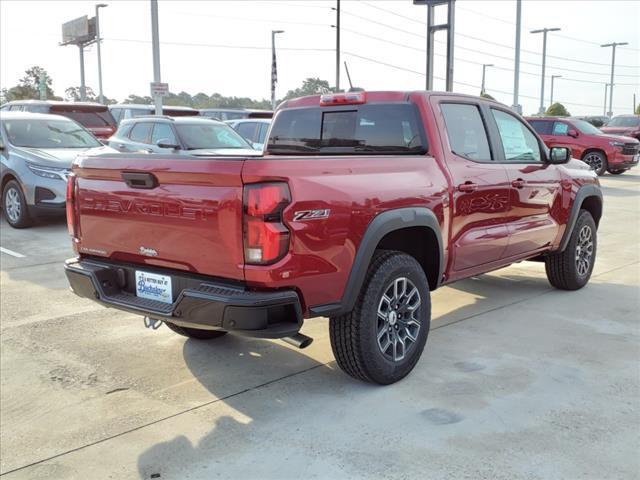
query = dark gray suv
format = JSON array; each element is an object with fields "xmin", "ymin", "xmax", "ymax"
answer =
[{"xmin": 107, "ymin": 116, "xmax": 259, "ymax": 156}]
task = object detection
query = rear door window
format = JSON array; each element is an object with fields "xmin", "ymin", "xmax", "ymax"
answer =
[
  {"xmin": 528, "ymin": 120, "xmax": 553, "ymax": 135},
  {"xmin": 129, "ymin": 122, "xmax": 153, "ymax": 143},
  {"xmin": 552, "ymin": 122, "xmax": 569, "ymax": 136},
  {"xmin": 440, "ymin": 103, "xmax": 492, "ymax": 161},
  {"xmin": 267, "ymin": 103, "xmax": 427, "ymax": 155},
  {"xmin": 236, "ymin": 122, "xmax": 258, "ymax": 141}
]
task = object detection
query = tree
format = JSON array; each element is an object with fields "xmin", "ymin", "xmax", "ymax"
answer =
[
  {"xmin": 480, "ymin": 91, "xmax": 495, "ymax": 100},
  {"xmin": 283, "ymin": 78, "xmax": 333, "ymax": 101},
  {"xmin": 1, "ymin": 66, "xmax": 60, "ymax": 103},
  {"xmin": 65, "ymin": 86, "xmax": 96, "ymax": 102},
  {"xmin": 123, "ymin": 94, "xmax": 152, "ymax": 104},
  {"xmin": 635, "ymin": 104, "xmax": 640, "ymax": 115},
  {"xmin": 545, "ymin": 102, "xmax": 570, "ymax": 117}
]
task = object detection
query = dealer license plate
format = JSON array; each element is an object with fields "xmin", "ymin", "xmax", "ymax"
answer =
[{"xmin": 135, "ymin": 271, "xmax": 173, "ymax": 304}]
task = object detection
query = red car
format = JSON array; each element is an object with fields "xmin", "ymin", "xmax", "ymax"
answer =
[
  {"xmin": 65, "ymin": 91, "xmax": 602, "ymax": 384},
  {"xmin": 526, "ymin": 116, "xmax": 640, "ymax": 175},
  {"xmin": 1, "ymin": 100, "xmax": 117, "ymax": 141},
  {"xmin": 600, "ymin": 114, "xmax": 640, "ymax": 141}
]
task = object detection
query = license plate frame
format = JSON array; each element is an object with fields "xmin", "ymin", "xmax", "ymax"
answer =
[{"xmin": 135, "ymin": 270, "xmax": 173, "ymax": 304}]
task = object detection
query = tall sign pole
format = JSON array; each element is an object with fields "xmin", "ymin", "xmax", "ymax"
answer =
[
  {"xmin": 150, "ymin": 0, "xmax": 163, "ymax": 115},
  {"xmin": 335, "ymin": 0, "xmax": 340, "ymax": 92},
  {"xmin": 95, "ymin": 4, "xmax": 108, "ymax": 104},
  {"xmin": 60, "ymin": 15, "xmax": 97, "ymax": 102},
  {"xmin": 512, "ymin": 0, "xmax": 522, "ymax": 113},
  {"xmin": 271, "ymin": 30, "xmax": 284, "ymax": 110}
]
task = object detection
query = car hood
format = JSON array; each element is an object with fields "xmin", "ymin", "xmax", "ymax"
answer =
[
  {"xmin": 595, "ymin": 133, "xmax": 639, "ymax": 144},
  {"xmin": 187, "ymin": 148, "xmax": 262, "ymax": 157},
  {"xmin": 600, "ymin": 126, "xmax": 638, "ymax": 135},
  {"xmin": 15, "ymin": 145, "xmax": 118, "ymax": 168}
]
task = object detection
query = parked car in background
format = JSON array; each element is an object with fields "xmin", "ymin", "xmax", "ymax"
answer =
[
  {"xmin": 226, "ymin": 118, "xmax": 271, "ymax": 150},
  {"xmin": 577, "ymin": 115, "xmax": 610, "ymax": 128},
  {"xmin": 199, "ymin": 108, "xmax": 273, "ymax": 121},
  {"xmin": 600, "ymin": 115, "xmax": 640, "ymax": 140},
  {"xmin": 107, "ymin": 116, "xmax": 259, "ymax": 156},
  {"xmin": 65, "ymin": 90, "xmax": 603, "ymax": 385},
  {"xmin": 526, "ymin": 116, "xmax": 639, "ymax": 175},
  {"xmin": 109, "ymin": 104, "xmax": 200, "ymax": 125},
  {"xmin": 0, "ymin": 112, "xmax": 115, "ymax": 228},
  {"xmin": 1, "ymin": 100, "xmax": 116, "ymax": 141}
]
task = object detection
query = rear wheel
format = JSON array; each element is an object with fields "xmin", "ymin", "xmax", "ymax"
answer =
[
  {"xmin": 164, "ymin": 322, "xmax": 228, "ymax": 340},
  {"xmin": 2, "ymin": 180, "xmax": 32, "ymax": 228},
  {"xmin": 545, "ymin": 210, "xmax": 596, "ymax": 290},
  {"xmin": 581, "ymin": 151, "xmax": 607, "ymax": 176},
  {"xmin": 329, "ymin": 251, "xmax": 431, "ymax": 385},
  {"xmin": 607, "ymin": 168, "xmax": 626, "ymax": 175}
]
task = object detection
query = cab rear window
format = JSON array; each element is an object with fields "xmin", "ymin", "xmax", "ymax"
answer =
[{"xmin": 267, "ymin": 103, "xmax": 427, "ymax": 155}]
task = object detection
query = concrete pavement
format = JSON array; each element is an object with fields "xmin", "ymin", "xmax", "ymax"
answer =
[{"xmin": 1, "ymin": 173, "xmax": 638, "ymax": 479}]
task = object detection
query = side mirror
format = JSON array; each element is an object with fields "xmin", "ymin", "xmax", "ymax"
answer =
[
  {"xmin": 157, "ymin": 139, "xmax": 179, "ymax": 150},
  {"xmin": 567, "ymin": 129, "xmax": 579, "ymax": 138},
  {"xmin": 549, "ymin": 146, "xmax": 571, "ymax": 164}
]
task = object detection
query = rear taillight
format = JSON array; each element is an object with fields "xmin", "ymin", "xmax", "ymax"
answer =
[
  {"xmin": 243, "ymin": 183, "xmax": 291, "ymax": 265},
  {"xmin": 66, "ymin": 174, "xmax": 78, "ymax": 238}
]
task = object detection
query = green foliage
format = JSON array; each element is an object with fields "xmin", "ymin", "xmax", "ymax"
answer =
[
  {"xmin": 480, "ymin": 91, "xmax": 495, "ymax": 100},
  {"xmin": 1, "ymin": 66, "xmax": 61, "ymax": 102},
  {"xmin": 65, "ymin": 86, "xmax": 116, "ymax": 104},
  {"xmin": 635, "ymin": 104, "xmax": 640, "ymax": 115},
  {"xmin": 283, "ymin": 78, "xmax": 333, "ymax": 101},
  {"xmin": 545, "ymin": 102, "xmax": 570, "ymax": 117}
]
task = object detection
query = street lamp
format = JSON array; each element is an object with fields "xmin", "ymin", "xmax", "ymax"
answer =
[
  {"xmin": 601, "ymin": 41, "xmax": 629, "ymax": 117},
  {"xmin": 531, "ymin": 27, "xmax": 561, "ymax": 115},
  {"xmin": 481, "ymin": 63, "xmax": 493, "ymax": 95},
  {"xmin": 271, "ymin": 30, "xmax": 284, "ymax": 110},
  {"xmin": 550, "ymin": 75, "xmax": 561, "ymax": 106},
  {"xmin": 95, "ymin": 3, "xmax": 108, "ymax": 104}
]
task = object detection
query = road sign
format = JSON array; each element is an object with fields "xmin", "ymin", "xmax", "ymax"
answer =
[
  {"xmin": 150, "ymin": 82, "xmax": 169, "ymax": 97},
  {"xmin": 62, "ymin": 16, "xmax": 96, "ymax": 45}
]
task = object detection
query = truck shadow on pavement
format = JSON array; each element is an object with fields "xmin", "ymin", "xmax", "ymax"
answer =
[{"xmin": 134, "ymin": 266, "xmax": 632, "ymax": 479}]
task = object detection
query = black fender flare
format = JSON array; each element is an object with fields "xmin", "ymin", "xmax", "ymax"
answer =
[
  {"xmin": 309, "ymin": 207, "xmax": 444, "ymax": 317},
  {"xmin": 558, "ymin": 185, "xmax": 603, "ymax": 252}
]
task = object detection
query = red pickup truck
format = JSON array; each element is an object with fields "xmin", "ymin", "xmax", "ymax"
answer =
[{"xmin": 64, "ymin": 91, "xmax": 602, "ymax": 384}]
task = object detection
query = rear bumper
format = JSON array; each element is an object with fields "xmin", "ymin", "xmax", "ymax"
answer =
[{"xmin": 64, "ymin": 257, "xmax": 303, "ymax": 338}]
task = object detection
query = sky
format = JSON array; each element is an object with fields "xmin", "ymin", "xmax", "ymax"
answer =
[{"xmin": 1, "ymin": 0, "xmax": 638, "ymax": 116}]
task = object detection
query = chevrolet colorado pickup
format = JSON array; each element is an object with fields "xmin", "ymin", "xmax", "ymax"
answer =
[{"xmin": 64, "ymin": 91, "xmax": 603, "ymax": 384}]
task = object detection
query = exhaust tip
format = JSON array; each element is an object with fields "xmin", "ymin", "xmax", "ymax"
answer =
[{"xmin": 282, "ymin": 333, "xmax": 313, "ymax": 349}]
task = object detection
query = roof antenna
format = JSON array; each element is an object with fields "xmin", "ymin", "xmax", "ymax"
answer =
[{"xmin": 344, "ymin": 61, "xmax": 364, "ymax": 93}]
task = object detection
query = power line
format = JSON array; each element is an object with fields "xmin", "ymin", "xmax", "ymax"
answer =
[
  {"xmin": 104, "ymin": 37, "xmax": 334, "ymax": 52},
  {"xmin": 355, "ymin": 1, "xmax": 639, "ymax": 69}
]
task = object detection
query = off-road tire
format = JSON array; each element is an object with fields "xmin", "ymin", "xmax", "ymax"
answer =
[
  {"xmin": 545, "ymin": 210, "xmax": 597, "ymax": 290},
  {"xmin": 2, "ymin": 180, "xmax": 32, "ymax": 228},
  {"xmin": 581, "ymin": 151, "xmax": 607, "ymax": 176},
  {"xmin": 164, "ymin": 322, "xmax": 228, "ymax": 340},
  {"xmin": 329, "ymin": 250, "xmax": 431, "ymax": 385}
]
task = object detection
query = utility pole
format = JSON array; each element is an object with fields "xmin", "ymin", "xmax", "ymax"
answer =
[
  {"xmin": 601, "ymin": 41, "xmax": 628, "ymax": 117},
  {"xmin": 603, "ymin": 83, "xmax": 609, "ymax": 116},
  {"xmin": 512, "ymin": 0, "xmax": 522, "ymax": 114},
  {"xmin": 150, "ymin": 0, "xmax": 162, "ymax": 115},
  {"xmin": 481, "ymin": 64, "xmax": 493, "ymax": 95},
  {"xmin": 531, "ymin": 27, "xmax": 561, "ymax": 115},
  {"xmin": 95, "ymin": 4, "xmax": 108, "ymax": 104},
  {"xmin": 413, "ymin": 0, "xmax": 455, "ymax": 91},
  {"xmin": 271, "ymin": 30, "xmax": 284, "ymax": 110},
  {"xmin": 79, "ymin": 46, "xmax": 86, "ymax": 101},
  {"xmin": 335, "ymin": 0, "xmax": 340, "ymax": 92},
  {"xmin": 550, "ymin": 75, "xmax": 561, "ymax": 106}
]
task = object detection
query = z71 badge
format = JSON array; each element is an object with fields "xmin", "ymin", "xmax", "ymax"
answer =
[{"xmin": 293, "ymin": 209, "xmax": 331, "ymax": 221}]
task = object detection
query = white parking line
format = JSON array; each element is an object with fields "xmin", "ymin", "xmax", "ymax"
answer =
[{"xmin": 0, "ymin": 247, "xmax": 26, "ymax": 258}]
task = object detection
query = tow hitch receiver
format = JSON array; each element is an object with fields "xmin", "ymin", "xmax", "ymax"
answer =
[{"xmin": 144, "ymin": 317, "xmax": 163, "ymax": 330}]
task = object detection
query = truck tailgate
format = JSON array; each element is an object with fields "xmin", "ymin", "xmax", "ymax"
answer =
[{"xmin": 73, "ymin": 154, "xmax": 245, "ymax": 280}]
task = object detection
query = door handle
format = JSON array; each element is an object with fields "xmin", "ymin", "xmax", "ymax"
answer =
[
  {"xmin": 122, "ymin": 172, "xmax": 159, "ymax": 189},
  {"xmin": 457, "ymin": 182, "xmax": 478, "ymax": 192},
  {"xmin": 511, "ymin": 178, "xmax": 526, "ymax": 189}
]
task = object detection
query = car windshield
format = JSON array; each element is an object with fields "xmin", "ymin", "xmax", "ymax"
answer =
[
  {"xmin": 3, "ymin": 118, "xmax": 101, "ymax": 148},
  {"xmin": 572, "ymin": 119, "xmax": 602, "ymax": 135},
  {"xmin": 606, "ymin": 116, "xmax": 640, "ymax": 128},
  {"xmin": 175, "ymin": 123, "xmax": 251, "ymax": 150}
]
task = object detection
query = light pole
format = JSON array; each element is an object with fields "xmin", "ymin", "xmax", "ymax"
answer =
[
  {"xmin": 150, "ymin": 0, "xmax": 162, "ymax": 115},
  {"xmin": 512, "ymin": 0, "xmax": 522, "ymax": 113},
  {"xmin": 95, "ymin": 3, "xmax": 108, "ymax": 104},
  {"xmin": 332, "ymin": 1, "xmax": 340, "ymax": 92},
  {"xmin": 271, "ymin": 30, "xmax": 284, "ymax": 110},
  {"xmin": 601, "ymin": 41, "xmax": 628, "ymax": 117},
  {"xmin": 481, "ymin": 63, "xmax": 493, "ymax": 95},
  {"xmin": 550, "ymin": 75, "xmax": 561, "ymax": 106},
  {"xmin": 603, "ymin": 83, "xmax": 609, "ymax": 116},
  {"xmin": 531, "ymin": 27, "xmax": 561, "ymax": 115}
]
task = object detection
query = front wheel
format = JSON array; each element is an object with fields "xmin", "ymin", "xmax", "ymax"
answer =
[
  {"xmin": 329, "ymin": 251, "xmax": 431, "ymax": 385},
  {"xmin": 545, "ymin": 210, "xmax": 597, "ymax": 290},
  {"xmin": 582, "ymin": 151, "xmax": 607, "ymax": 176},
  {"xmin": 2, "ymin": 180, "xmax": 32, "ymax": 228},
  {"xmin": 164, "ymin": 322, "xmax": 228, "ymax": 340},
  {"xmin": 607, "ymin": 168, "xmax": 626, "ymax": 175}
]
